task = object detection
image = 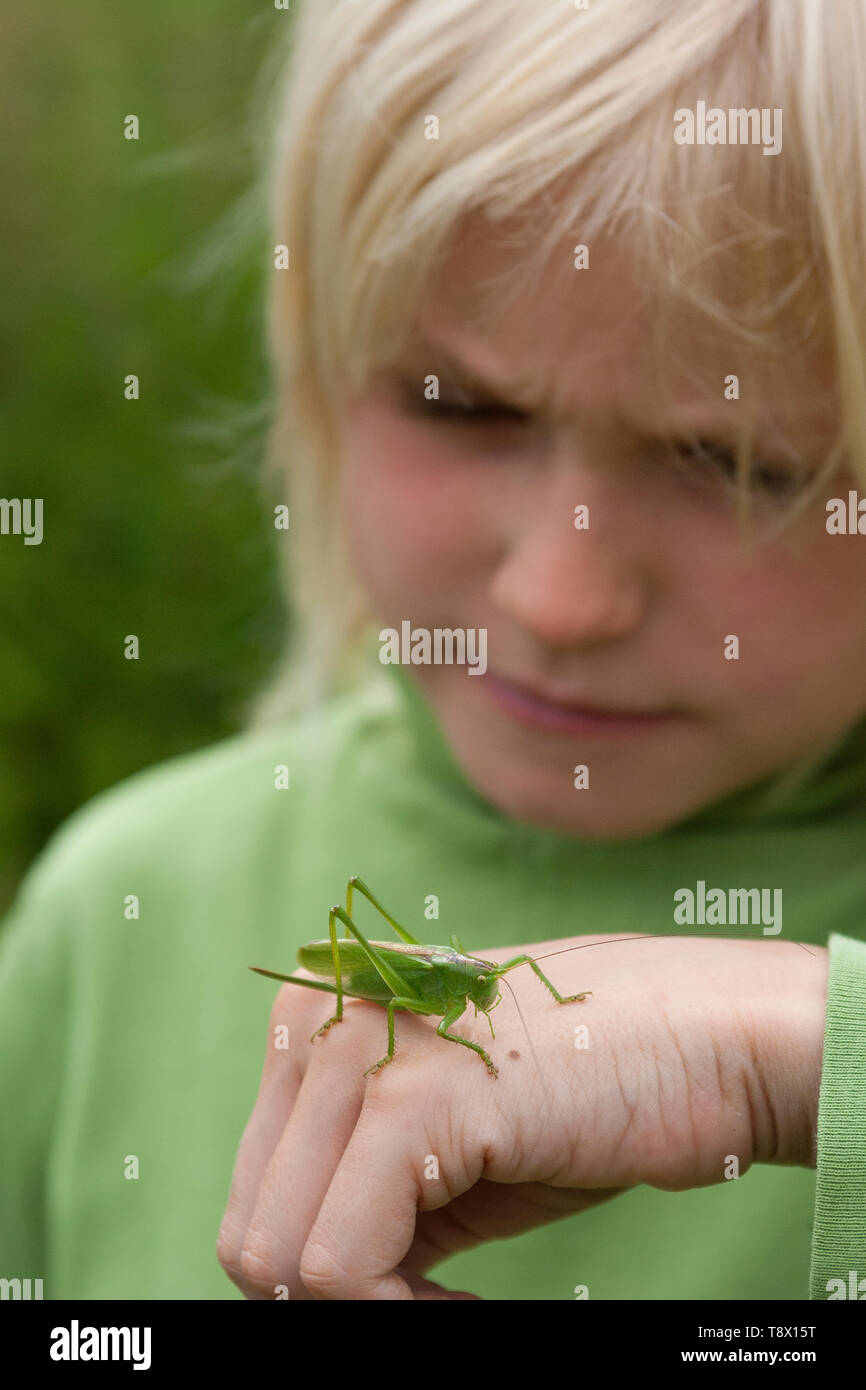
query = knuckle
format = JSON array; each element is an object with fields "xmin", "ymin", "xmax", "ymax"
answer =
[
  {"xmin": 261, "ymin": 984, "xmax": 319, "ymax": 1070},
  {"xmin": 306, "ymin": 1001, "xmax": 372, "ymax": 1065},
  {"xmin": 238, "ymin": 1237, "xmax": 285, "ymax": 1298},
  {"xmin": 361, "ymin": 1060, "xmax": 420, "ymax": 1114},
  {"xmin": 216, "ymin": 1212, "xmax": 246, "ymax": 1283},
  {"xmin": 268, "ymin": 982, "xmax": 305, "ymax": 1028},
  {"xmin": 299, "ymin": 1238, "xmax": 350, "ymax": 1299}
]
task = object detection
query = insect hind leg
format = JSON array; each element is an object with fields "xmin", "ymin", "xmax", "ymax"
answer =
[
  {"xmin": 345, "ymin": 876, "xmax": 420, "ymax": 945},
  {"xmin": 311, "ymin": 905, "xmax": 346, "ymax": 1042}
]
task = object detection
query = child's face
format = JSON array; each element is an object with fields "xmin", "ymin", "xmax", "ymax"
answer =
[{"xmin": 336, "ymin": 217, "xmax": 866, "ymax": 838}]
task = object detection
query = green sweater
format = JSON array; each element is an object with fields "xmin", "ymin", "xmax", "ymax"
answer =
[{"xmin": 2, "ymin": 663, "xmax": 866, "ymax": 1300}]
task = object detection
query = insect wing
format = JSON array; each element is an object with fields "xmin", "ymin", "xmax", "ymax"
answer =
[{"xmin": 298, "ymin": 940, "xmax": 436, "ymax": 1003}]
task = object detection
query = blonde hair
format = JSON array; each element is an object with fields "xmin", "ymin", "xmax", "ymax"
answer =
[{"xmin": 246, "ymin": 0, "xmax": 866, "ymax": 727}]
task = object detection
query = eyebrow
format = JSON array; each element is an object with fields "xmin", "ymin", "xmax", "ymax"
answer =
[
  {"xmin": 398, "ymin": 329, "xmax": 534, "ymax": 399},
  {"xmin": 396, "ymin": 329, "xmax": 813, "ymax": 461}
]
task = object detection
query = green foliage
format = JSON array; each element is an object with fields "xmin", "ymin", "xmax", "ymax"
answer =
[{"xmin": 0, "ymin": 2, "xmax": 292, "ymax": 912}]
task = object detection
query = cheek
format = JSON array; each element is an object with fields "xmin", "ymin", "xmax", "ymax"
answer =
[
  {"xmin": 709, "ymin": 528, "xmax": 866, "ymax": 694},
  {"xmin": 339, "ymin": 409, "xmax": 492, "ymax": 597}
]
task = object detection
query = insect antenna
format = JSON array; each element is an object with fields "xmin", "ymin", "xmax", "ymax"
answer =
[
  {"xmin": 530, "ymin": 934, "xmax": 659, "ymax": 963},
  {"xmin": 496, "ymin": 973, "xmax": 563, "ymax": 1115},
  {"xmin": 498, "ymin": 975, "xmax": 541, "ymax": 1070},
  {"xmin": 530, "ymin": 933, "xmax": 816, "ymax": 963}
]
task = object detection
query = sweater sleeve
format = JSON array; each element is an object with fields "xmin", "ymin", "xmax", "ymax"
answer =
[
  {"xmin": 0, "ymin": 849, "xmax": 71, "ymax": 1286},
  {"xmin": 809, "ymin": 932, "xmax": 866, "ymax": 1299}
]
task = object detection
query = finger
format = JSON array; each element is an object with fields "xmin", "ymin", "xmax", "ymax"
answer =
[
  {"xmin": 393, "ymin": 1268, "xmax": 483, "ymax": 1300},
  {"xmin": 234, "ymin": 1000, "xmax": 379, "ymax": 1299},
  {"xmin": 217, "ymin": 981, "xmax": 331, "ymax": 1287},
  {"xmin": 298, "ymin": 1072, "xmax": 478, "ymax": 1300}
]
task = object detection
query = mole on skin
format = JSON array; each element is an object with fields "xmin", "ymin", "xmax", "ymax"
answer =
[{"xmin": 508, "ymin": 1050, "xmax": 521, "ymax": 1061}]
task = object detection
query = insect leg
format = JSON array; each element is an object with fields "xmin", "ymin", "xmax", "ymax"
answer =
[
  {"xmin": 437, "ymin": 1001, "xmax": 498, "ymax": 1077},
  {"xmin": 495, "ymin": 955, "xmax": 592, "ymax": 1005},
  {"xmin": 450, "ymin": 933, "xmax": 466, "ymax": 953},
  {"xmin": 364, "ymin": 997, "xmax": 441, "ymax": 1077},
  {"xmin": 345, "ymin": 876, "xmax": 420, "ymax": 945},
  {"xmin": 310, "ymin": 906, "xmax": 347, "ymax": 1042},
  {"xmin": 331, "ymin": 905, "xmax": 425, "ymax": 1002}
]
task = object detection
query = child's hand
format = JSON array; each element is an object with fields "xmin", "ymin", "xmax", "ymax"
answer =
[{"xmin": 217, "ymin": 935, "xmax": 827, "ymax": 1300}]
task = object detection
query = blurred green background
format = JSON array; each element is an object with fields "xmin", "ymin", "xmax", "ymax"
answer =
[{"xmin": 0, "ymin": 3, "xmax": 292, "ymax": 915}]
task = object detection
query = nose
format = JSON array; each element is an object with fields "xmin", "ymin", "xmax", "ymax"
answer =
[{"xmin": 489, "ymin": 466, "xmax": 647, "ymax": 649}]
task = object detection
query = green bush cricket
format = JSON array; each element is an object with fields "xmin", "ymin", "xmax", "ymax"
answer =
[{"xmin": 250, "ymin": 875, "xmax": 594, "ymax": 1078}]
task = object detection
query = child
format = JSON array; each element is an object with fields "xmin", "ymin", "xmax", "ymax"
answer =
[{"xmin": 3, "ymin": 0, "xmax": 866, "ymax": 1301}]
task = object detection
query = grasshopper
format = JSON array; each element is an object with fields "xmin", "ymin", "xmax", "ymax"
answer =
[{"xmin": 250, "ymin": 875, "xmax": 593, "ymax": 1078}]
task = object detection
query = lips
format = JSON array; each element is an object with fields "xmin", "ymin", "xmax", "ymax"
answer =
[{"xmin": 483, "ymin": 670, "xmax": 678, "ymax": 734}]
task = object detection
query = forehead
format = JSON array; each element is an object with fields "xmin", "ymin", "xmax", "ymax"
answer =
[{"xmin": 412, "ymin": 213, "xmax": 837, "ymax": 455}]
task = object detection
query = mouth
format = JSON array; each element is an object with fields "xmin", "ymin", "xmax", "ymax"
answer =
[{"xmin": 482, "ymin": 670, "xmax": 681, "ymax": 736}]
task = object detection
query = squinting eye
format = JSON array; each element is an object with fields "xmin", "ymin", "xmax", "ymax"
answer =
[
  {"xmin": 394, "ymin": 380, "xmax": 530, "ymax": 427},
  {"xmin": 436, "ymin": 398, "xmax": 529, "ymax": 425},
  {"xmin": 671, "ymin": 436, "xmax": 805, "ymax": 499}
]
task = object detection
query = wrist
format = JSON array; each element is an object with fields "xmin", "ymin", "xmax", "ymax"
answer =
[{"xmin": 745, "ymin": 944, "xmax": 828, "ymax": 1168}]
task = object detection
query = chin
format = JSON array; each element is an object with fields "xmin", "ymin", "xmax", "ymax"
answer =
[{"xmin": 454, "ymin": 749, "xmax": 682, "ymax": 842}]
